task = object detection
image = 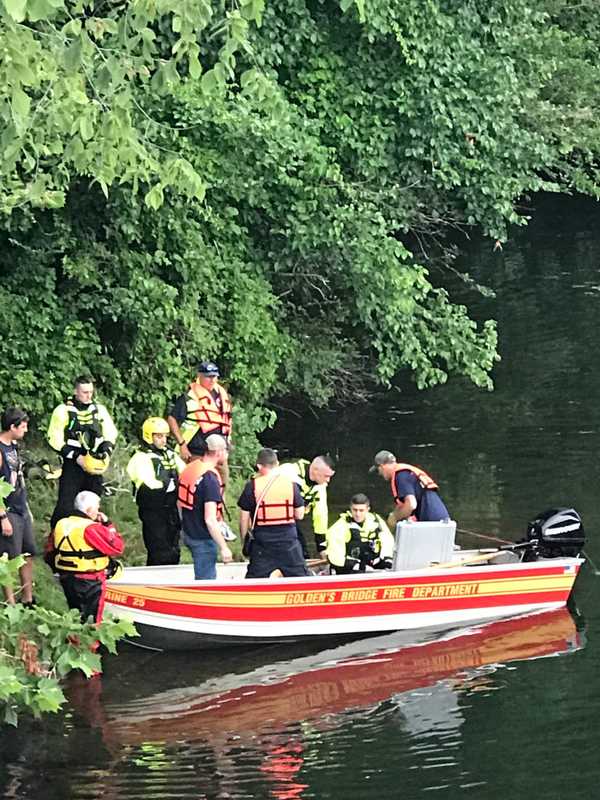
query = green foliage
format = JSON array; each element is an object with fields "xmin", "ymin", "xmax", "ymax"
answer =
[
  {"xmin": 0, "ymin": 0, "xmax": 265, "ymax": 214},
  {"xmin": 0, "ymin": 553, "xmax": 136, "ymax": 726},
  {"xmin": 2, "ymin": 0, "xmax": 600, "ymax": 437}
]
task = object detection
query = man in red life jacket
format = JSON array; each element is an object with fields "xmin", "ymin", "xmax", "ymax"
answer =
[
  {"xmin": 238, "ymin": 448, "xmax": 308, "ymax": 578},
  {"xmin": 370, "ymin": 450, "xmax": 450, "ymax": 524},
  {"xmin": 167, "ymin": 361, "xmax": 232, "ymax": 486},
  {"xmin": 177, "ymin": 434, "xmax": 233, "ymax": 579},
  {"xmin": 53, "ymin": 490, "xmax": 124, "ymax": 623}
]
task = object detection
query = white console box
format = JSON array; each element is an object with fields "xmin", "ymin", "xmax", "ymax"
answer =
[{"xmin": 392, "ymin": 520, "xmax": 457, "ymax": 570}]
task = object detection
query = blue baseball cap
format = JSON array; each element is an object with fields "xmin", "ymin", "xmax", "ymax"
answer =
[{"xmin": 197, "ymin": 361, "xmax": 220, "ymax": 377}]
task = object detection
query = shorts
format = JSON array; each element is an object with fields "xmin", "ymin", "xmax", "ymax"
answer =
[{"xmin": 0, "ymin": 510, "xmax": 36, "ymax": 558}]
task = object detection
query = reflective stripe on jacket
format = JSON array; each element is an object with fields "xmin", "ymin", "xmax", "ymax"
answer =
[
  {"xmin": 390, "ymin": 463, "xmax": 438, "ymax": 504},
  {"xmin": 280, "ymin": 459, "xmax": 329, "ymax": 535},
  {"xmin": 252, "ymin": 472, "xmax": 296, "ymax": 526},
  {"xmin": 47, "ymin": 399, "xmax": 118, "ymax": 458},
  {"xmin": 326, "ymin": 511, "xmax": 394, "ymax": 568},
  {"xmin": 53, "ymin": 515, "xmax": 108, "ymax": 573},
  {"xmin": 179, "ymin": 382, "xmax": 232, "ymax": 444},
  {"xmin": 177, "ymin": 460, "xmax": 224, "ymax": 519}
]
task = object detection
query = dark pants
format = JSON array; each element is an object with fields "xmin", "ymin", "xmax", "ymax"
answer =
[
  {"xmin": 51, "ymin": 460, "xmax": 103, "ymax": 529},
  {"xmin": 59, "ymin": 573, "xmax": 105, "ymax": 623},
  {"xmin": 138, "ymin": 505, "xmax": 181, "ymax": 566},
  {"xmin": 246, "ymin": 529, "xmax": 310, "ymax": 579}
]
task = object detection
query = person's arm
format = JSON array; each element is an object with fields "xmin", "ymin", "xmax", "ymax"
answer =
[
  {"xmin": 96, "ymin": 404, "xmax": 118, "ymax": 455},
  {"xmin": 392, "ymin": 496, "xmax": 417, "ymax": 521},
  {"xmin": 293, "ymin": 484, "xmax": 305, "ymax": 521},
  {"xmin": 126, "ymin": 453, "xmax": 162, "ymax": 491},
  {"xmin": 204, "ymin": 501, "xmax": 232, "ymax": 562},
  {"xmin": 239, "ymin": 509, "xmax": 252, "ymax": 538},
  {"xmin": 325, "ymin": 519, "xmax": 351, "ymax": 569},
  {"xmin": 167, "ymin": 396, "xmax": 191, "ymax": 462},
  {"xmin": 377, "ymin": 515, "xmax": 396, "ymax": 561},
  {"xmin": 47, "ymin": 405, "xmax": 74, "ymax": 457},
  {"xmin": 84, "ymin": 521, "xmax": 124, "ymax": 556},
  {"xmin": 0, "ymin": 451, "xmax": 10, "ymax": 537},
  {"xmin": 312, "ymin": 485, "xmax": 329, "ymax": 552}
]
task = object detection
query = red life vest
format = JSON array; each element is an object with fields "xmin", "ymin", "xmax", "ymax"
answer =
[
  {"xmin": 252, "ymin": 472, "xmax": 296, "ymax": 526},
  {"xmin": 186, "ymin": 382, "xmax": 232, "ymax": 436},
  {"xmin": 390, "ymin": 463, "xmax": 438, "ymax": 504},
  {"xmin": 177, "ymin": 460, "xmax": 224, "ymax": 519}
]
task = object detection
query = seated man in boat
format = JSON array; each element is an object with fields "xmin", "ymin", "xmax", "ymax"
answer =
[
  {"xmin": 53, "ymin": 490, "xmax": 124, "ymax": 623},
  {"xmin": 279, "ymin": 455, "xmax": 335, "ymax": 555},
  {"xmin": 326, "ymin": 493, "xmax": 395, "ymax": 574},
  {"xmin": 370, "ymin": 450, "xmax": 450, "ymax": 524},
  {"xmin": 177, "ymin": 434, "xmax": 233, "ymax": 579},
  {"xmin": 238, "ymin": 448, "xmax": 309, "ymax": 578}
]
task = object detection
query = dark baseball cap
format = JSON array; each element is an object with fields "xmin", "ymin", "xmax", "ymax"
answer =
[
  {"xmin": 197, "ymin": 361, "xmax": 220, "ymax": 376},
  {"xmin": 369, "ymin": 450, "xmax": 396, "ymax": 473}
]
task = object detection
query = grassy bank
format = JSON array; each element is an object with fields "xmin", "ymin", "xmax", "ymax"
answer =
[{"xmin": 23, "ymin": 438, "xmax": 247, "ymax": 612}]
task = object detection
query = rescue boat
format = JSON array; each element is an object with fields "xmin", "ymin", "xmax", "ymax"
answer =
[{"xmin": 104, "ymin": 509, "xmax": 585, "ymax": 651}]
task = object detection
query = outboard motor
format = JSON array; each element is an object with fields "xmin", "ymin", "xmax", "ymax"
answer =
[{"xmin": 525, "ymin": 508, "xmax": 585, "ymax": 559}]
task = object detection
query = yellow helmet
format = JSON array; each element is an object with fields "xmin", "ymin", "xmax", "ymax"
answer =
[
  {"xmin": 142, "ymin": 416, "xmax": 170, "ymax": 445},
  {"xmin": 81, "ymin": 454, "xmax": 109, "ymax": 475}
]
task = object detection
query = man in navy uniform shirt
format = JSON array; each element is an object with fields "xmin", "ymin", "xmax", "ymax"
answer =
[{"xmin": 370, "ymin": 450, "xmax": 450, "ymax": 523}]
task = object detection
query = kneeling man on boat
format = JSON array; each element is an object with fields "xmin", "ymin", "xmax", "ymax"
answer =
[
  {"xmin": 238, "ymin": 448, "xmax": 309, "ymax": 579},
  {"xmin": 53, "ymin": 490, "xmax": 124, "ymax": 623},
  {"xmin": 326, "ymin": 493, "xmax": 395, "ymax": 573},
  {"xmin": 371, "ymin": 450, "xmax": 450, "ymax": 524}
]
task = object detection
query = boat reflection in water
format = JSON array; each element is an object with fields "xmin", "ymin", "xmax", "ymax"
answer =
[{"xmin": 98, "ymin": 607, "xmax": 583, "ymax": 745}]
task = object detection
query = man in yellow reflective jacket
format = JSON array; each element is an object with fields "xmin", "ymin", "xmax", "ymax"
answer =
[
  {"xmin": 127, "ymin": 417, "xmax": 185, "ymax": 566},
  {"xmin": 47, "ymin": 376, "xmax": 118, "ymax": 529},
  {"xmin": 326, "ymin": 493, "xmax": 394, "ymax": 574},
  {"xmin": 280, "ymin": 455, "xmax": 335, "ymax": 555}
]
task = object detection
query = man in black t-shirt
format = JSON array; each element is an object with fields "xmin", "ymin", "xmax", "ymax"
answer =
[{"xmin": 0, "ymin": 407, "xmax": 36, "ymax": 606}]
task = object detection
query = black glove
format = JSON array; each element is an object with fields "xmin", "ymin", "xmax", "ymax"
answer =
[
  {"xmin": 96, "ymin": 441, "xmax": 114, "ymax": 458},
  {"xmin": 373, "ymin": 557, "xmax": 393, "ymax": 570}
]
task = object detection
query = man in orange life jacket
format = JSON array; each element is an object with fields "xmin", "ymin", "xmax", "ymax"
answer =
[
  {"xmin": 238, "ymin": 448, "xmax": 308, "ymax": 578},
  {"xmin": 168, "ymin": 361, "xmax": 232, "ymax": 486},
  {"xmin": 53, "ymin": 491, "xmax": 124, "ymax": 623},
  {"xmin": 370, "ymin": 450, "xmax": 450, "ymax": 523},
  {"xmin": 177, "ymin": 433, "xmax": 233, "ymax": 580}
]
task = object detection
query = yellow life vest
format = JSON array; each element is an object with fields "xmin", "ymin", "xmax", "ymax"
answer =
[{"xmin": 53, "ymin": 515, "xmax": 109, "ymax": 573}]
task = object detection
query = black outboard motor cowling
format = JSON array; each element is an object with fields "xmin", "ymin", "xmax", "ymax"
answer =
[{"xmin": 526, "ymin": 508, "xmax": 585, "ymax": 558}]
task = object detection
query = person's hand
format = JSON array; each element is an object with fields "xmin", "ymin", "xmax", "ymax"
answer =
[
  {"xmin": 179, "ymin": 442, "xmax": 191, "ymax": 463},
  {"xmin": 76, "ymin": 455, "xmax": 85, "ymax": 469},
  {"xmin": 1, "ymin": 516, "xmax": 13, "ymax": 537},
  {"xmin": 96, "ymin": 512, "xmax": 108, "ymax": 524},
  {"xmin": 220, "ymin": 544, "xmax": 233, "ymax": 563}
]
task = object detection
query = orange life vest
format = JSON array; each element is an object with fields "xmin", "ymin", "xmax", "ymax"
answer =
[
  {"xmin": 177, "ymin": 460, "xmax": 224, "ymax": 519},
  {"xmin": 390, "ymin": 463, "xmax": 439, "ymax": 504},
  {"xmin": 252, "ymin": 472, "xmax": 296, "ymax": 526},
  {"xmin": 186, "ymin": 382, "xmax": 232, "ymax": 436}
]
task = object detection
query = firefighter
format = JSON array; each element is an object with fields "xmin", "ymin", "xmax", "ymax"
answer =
[
  {"xmin": 279, "ymin": 455, "xmax": 335, "ymax": 554},
  {"xmin": 47, "ymin": 376, "xmax": 118, "ymax": 529},
  {"xmin": 167, "ymin": 361, "xmax": 232, "ymax": 486},
  {"xmin": 370, "ymin": 450, "xmax": 450, "ymax": 523},
  {"xmin": 238, "ymin": 448, "xmax": 307, "ymax": 578},
  {"xmin": 177, "ymin": 434, "xmax": 233, "ymax": 579},
  {"xmin": 53, "ymin": 491, "xmax": 124, "ymax": 623},
  {"xmin": 326, "ymin": 493, "xmax": 394, "ymax": 573},
  {"xmin": 126, "ymin": 417, "xmax": 185, "ymax": 566}
]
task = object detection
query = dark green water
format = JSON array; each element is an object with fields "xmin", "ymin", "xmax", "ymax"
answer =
[{"xmin": 2, "ymin": 195, "xmax": 600, "ymax": 799}]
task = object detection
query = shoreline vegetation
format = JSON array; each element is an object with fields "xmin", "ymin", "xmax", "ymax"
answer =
[{"xmin": 3, "ymin": 0, "xmax": 600, "ymax": 723}]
